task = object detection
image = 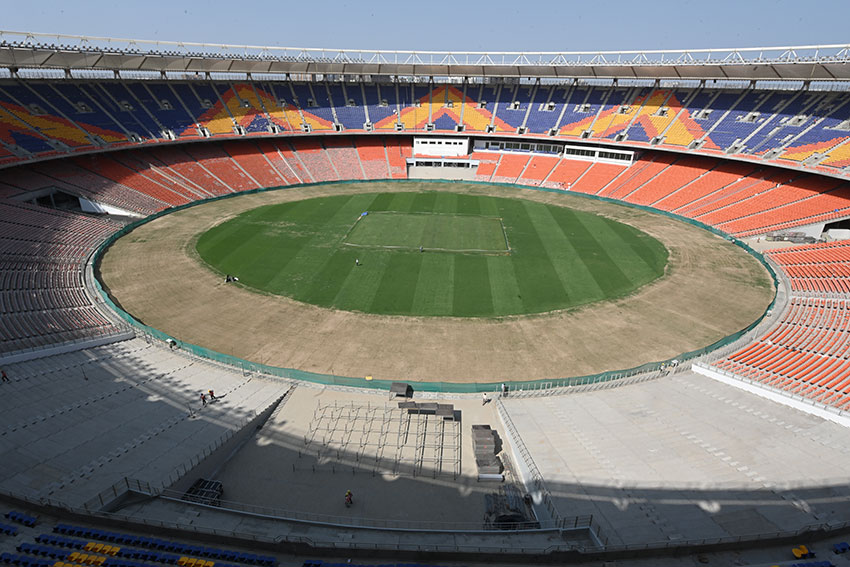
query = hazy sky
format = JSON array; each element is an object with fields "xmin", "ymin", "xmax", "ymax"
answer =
[{"xmin": 2, "ymin": 0, "xmax": 848, "ymax": 53}]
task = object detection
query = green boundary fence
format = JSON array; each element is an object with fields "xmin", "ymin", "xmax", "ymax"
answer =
[{"xmin": 92, "ymin": 178, "xmax": 779, "ymax": 394}]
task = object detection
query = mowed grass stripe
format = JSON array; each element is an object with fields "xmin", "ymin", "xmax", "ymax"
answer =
[
  {"xmin": 578, "ymin": 214, "xmax": 662, "ymax": 286},
  {"xmin": 478, "ymin": 195, "xmax": 501, "ymax": 217},
  {"xmin": 410, "ymin": 254, "xmax": 455, "ymax": 315},
  {"xmin": 197, "ymin": 202, "xmax": 318, "ymax": 288},
  {"xmin": 345, "ymin": 252, "xmax": 393, "ymax": 312},
  {"xmin": 433, "ymin": 191, "xmax": 458, "ymax": 214},
  {"xmin": 410, "ymin": 191, "xmax": 438, "ymax": 213},
  {"xmin": 605, "ymin": 219, "xmax": 668, "ymax": 276},
  {"xmin": 365, "ymin": 192, "xmax": 396, "ymax": 212},
  {"xmin": 453, "ymin": 255, "xmax": 493, "ymax": 316},
  {"xmin": 328, "ymin": 252, "xmax": 383, "ymax": 308},
  {"xmin": 304, "ymin": 249, "xmax": 358, "ymax": 305},
  {"xmin": 456, "ymin": 194, "xmax": 481, "ymax": 215},
  {"xmin": 369, "ymin": 253, "xmax": 423, "ymax": 314},
  {"xmin": 264, "ymin": 195, "xmax": 361, "ymax": 296},
  {"xmin": 486, "ymin": 255, "xmax": 525, "ymax": 314},
  {"xmin": 388, "ymin": 192, "xmax": 417, "ymax": 212},
  {"xmin": 549, "ymin": 207, "xmax": 633, "ymax": 297},
  {"xmin": 522, "ymin": 202, "xmax": 605, "ymax": 303},
  {"xmin": 196, "ymin": 222, "xmax": 265, "ymax": 272},
  {"xmin": 504, "ymin": 202, "xmax": 570, "ymax": 310}
]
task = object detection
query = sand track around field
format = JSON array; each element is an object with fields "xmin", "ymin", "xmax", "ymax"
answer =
[{"xmin": 99, "ymin": 182, "xmax": 774, "ymax": 382}]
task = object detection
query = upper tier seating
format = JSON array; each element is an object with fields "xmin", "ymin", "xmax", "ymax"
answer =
[
  {"xmin": 0, "ymin": 80, "xmax": 848, "ymax": 179},
  {"xmin": 329, "ymin": 83, "xmax": 367, "ymax": 131},
  {"xmin": 123, "ymin": 82, "xmax": 201, "ymax": 139}
]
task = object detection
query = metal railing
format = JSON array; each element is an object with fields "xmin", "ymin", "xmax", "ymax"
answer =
[
  {"xmin": 1, "ymin": 30, "xmax": 849, "ymax": 67},
  {"xmin": 5, "ymin": 480, "xmax": 850, "ymax": 557},
  {"xmin": 494, "ymin": 399, "xmax": 602, "ymax": 544},
  {"xmin": 156, "ymin": 489, "xmax": 551, "ymax": 533}
]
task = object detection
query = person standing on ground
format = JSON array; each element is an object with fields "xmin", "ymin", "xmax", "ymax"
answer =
[
  {"xmin": 200, "ymin": 392, "xmax": 207, "ymax": 407},
  {"xmin": 208, "ymin": 389, "xmax": 216, "ymax": 401},
  {"xmin": 0, "ymin": 369, "xmax": 8, "ymax": 383}
]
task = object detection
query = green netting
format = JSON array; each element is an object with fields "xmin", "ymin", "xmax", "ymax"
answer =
[{"xmin": 92, "ymin": 178, "xmax": 779, "ymax": 394}]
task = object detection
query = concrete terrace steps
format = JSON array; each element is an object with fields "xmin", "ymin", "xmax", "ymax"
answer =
[
  {"xmin": 0, "ymin": 339, "xmax": 284, "ymax": 505},
  {"xmin": 31, "ymin": 376, "xmax": 283, "ymax": 506},
  {"xmin": 0, "ymin": 344, "xmax": 196, "ymax": 426},
  {"xmin": 59, "ymin": 378, "xmax": 286, "ymax": 507},
  {"xmin": 502, "ymin": 371, "xmax": 850, "ymax": 547}
]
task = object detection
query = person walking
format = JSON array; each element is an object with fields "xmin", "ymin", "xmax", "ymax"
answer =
[
  {"xmin": 208, "ymin": 389, "xmax": 216, "ymax": 401},
  {"xmin": 1, "ymin": 369, "xmax": 8, "ymax": 383},
  {"xmin": 200, "ymin": 392, "xmax": 207, "ymax": 407}
]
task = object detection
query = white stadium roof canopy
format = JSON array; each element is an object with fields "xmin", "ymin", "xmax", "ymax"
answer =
[{"xmin": 1, "ymin": 31, "xmax": 849, "ymax": 81}]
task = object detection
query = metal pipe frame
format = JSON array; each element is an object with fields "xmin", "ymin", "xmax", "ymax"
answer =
[{"xmin": 1, "ymin": 30, "xmax": 849, "ymax": 81}]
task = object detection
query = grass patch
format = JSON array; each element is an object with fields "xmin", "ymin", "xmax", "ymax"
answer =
[
  {"xmin": 345, "ymin": 211, "xmax": 508, "ymax": 252},
  {"xmin": 195, "ymin": 190, "xmax": 668, "ymax": 317}
]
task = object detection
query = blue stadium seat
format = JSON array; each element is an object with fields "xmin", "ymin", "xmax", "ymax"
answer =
[{"xmin": 4, "ymin": 511, "xmax": 36, "ymax": 527}]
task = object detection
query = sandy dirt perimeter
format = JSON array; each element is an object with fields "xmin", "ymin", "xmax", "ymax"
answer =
[{"xmin": 98, "ymin": 181, "xmax": 774, "ymax": 382}]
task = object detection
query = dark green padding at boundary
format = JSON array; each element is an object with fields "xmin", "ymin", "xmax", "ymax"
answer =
[{"xmin": 93, "ymin": 179, "xmax": 778, "ymax": 392}]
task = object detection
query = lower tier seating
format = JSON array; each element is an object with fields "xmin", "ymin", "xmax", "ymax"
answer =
[{"xmin": 710, "ymin": 241, "xmax": 850, "ymax": 411}]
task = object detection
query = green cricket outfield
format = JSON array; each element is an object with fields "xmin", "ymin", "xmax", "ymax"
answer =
[{"xmin": 195, "ymin": 189, "xmax": 668, "ymax": 317}]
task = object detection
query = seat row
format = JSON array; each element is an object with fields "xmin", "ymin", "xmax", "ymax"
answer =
[
  {"xmin": 0, "ymin": 522, "xmax": 19, "ymax": 536},
  {"xmin": 710, "ymin": 241, "xmax": 850, "ymax": 412},
  {"xmin": 471, "ymin": 150, "xmax": 848, "ymax": 237},
  {"xmin": 2, "ymin": 79, "xmax": 850, "ymax": 176},
  {"xmin": 5, "ymin": 511, "xmax": 36, "ymax": 527},
  {"xmin": 51, "ymin": 527, "xmax": 275, "ymax": 566},
  {"xmin": 24, "ymin": 538, "xmax": 241, "ymax": 567}
]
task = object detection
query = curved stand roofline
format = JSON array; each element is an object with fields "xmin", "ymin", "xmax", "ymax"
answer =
[{"xmin": 1, "ymin": 30, "xmax": 849, "ymax": 81}]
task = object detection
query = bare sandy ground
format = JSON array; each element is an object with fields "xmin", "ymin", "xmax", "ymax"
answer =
[{"xmin": 98, "ymin": 182, "xmax": 774, "ymax": 383}]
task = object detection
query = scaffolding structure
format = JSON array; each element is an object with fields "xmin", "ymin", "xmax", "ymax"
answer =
[{"xmin": 298, "ymin": 401, "xmax": 461, "ymax": 479}]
